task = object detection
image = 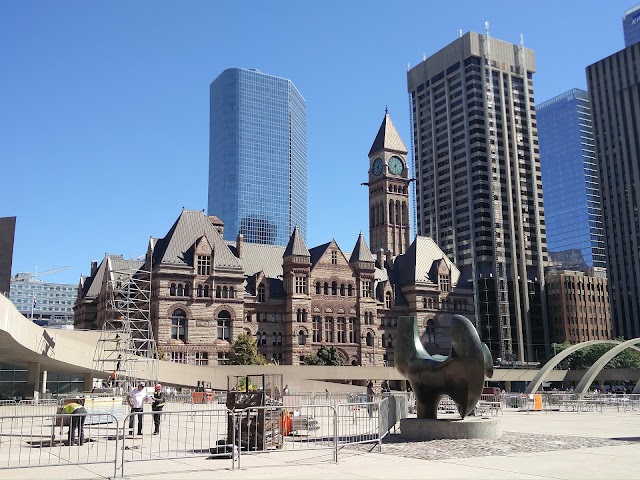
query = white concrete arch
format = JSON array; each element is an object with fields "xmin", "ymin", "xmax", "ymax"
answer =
[
  {"xmin": 575, "ymin": 337, "xmax": 640, "ymax": 395},
  {"xmin": 524, "ymin": 340, "xmax": 619, "ymax": 394}
]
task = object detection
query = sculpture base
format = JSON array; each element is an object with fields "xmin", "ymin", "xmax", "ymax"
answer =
[{"xmin": 400, "ymin": 417, "xmax": 501, "ymax": 441}]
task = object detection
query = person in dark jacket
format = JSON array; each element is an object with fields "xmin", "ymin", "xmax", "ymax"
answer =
[
  {"xmin": 151, "ymin": 384, "xmax": 166, "ymax": 435},
  {"xmin": 63, "ymin": 399, "xmax": 87, "ymax": 445}
]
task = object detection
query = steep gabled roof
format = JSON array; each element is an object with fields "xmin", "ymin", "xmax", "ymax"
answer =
[
  {"xmin": 82, "ymin": 255, "xmax": 142, "ymax": 298},
  {"xmin": 369, "ymin": 113, "xmax": 408, "ymax": 156},
  {"xmin": 309, "ymin": 242, "xmax": 332, "ymax": 268},
  {"xmin": 227, "ymin": 242, "xmax": 285, "ymax": 279},
  {"xmin": 283, "ymin": 226, "xmax": 310, "ymax": 257},
  {"xmin": 393, "ymin": 236, "xmax": 467, "ymax": 287},
  {"xmin": 349, "ymin": 233, "xmax": 376, "ymax": 263},
  {"xmin": 153, "ymin": 209, "xmax": 242, "ymax": 269}
]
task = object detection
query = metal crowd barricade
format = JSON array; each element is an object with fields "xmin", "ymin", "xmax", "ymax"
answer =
[
  {"xmin": 232, "ymin": 404, "xmax": 338, "ymax": 470},
  {"xmin": 16, "ymin": 399, "xmax": 59, "ymax": 418},
  {"xmin": 0, "ymin": 400, "xmax": 17, "ymax": 422},
  {"xmin": 0, "ymin": 412, "xmax": 119, "ymax": 474},
  {"xmin": 119, "ymin": 408, "xmax": 231, "ymax": 478},
  {"xmin": 335, "ymin": 400, "xmax": 381, "ymax": 448}
]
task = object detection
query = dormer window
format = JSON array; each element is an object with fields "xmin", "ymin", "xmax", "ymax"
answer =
[
  {"xmin": 439, "ymin": 274, "xmax": 450, "ymax": 292},
  {"xmin": 257, "ymin": 283, "xmax": 266, "ymax": 302},
  {"xmin": 331, "ymin": 251, "xmax": 338, "ymax": 264},
  {"xmin": 197, "ymin": 255, "xmax": 211, "ymax": 276},
  {"xmin": 385, "ymin": 291, "xmax": 392, "ymax": 308}
]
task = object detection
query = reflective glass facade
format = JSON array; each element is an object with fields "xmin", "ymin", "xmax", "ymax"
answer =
[
  {"xmin": 208, "ymin": 68, "xmax": 307, "ymax": 246},
  {"xmin": 623, "ymin": 4, "xmax": 640, "ymax": 47},
  {"xmin": 537, "ymin": 89, "xmax": 605, "ymax": 270}
]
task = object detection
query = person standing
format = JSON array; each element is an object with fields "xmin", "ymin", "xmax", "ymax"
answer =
[
  {"xmin": 63, "ymin": 399, "xmax": 87, "ymax": 445},
  {"xmin": 151, "ymin": 384, "xmax": 166, "ymax": 435},
  {"xmin": 127, "ymin": 382, "xmax": 148, "ymax": 436},
  {"xmin": 366, "ymin": 381, "xmax": 375, "ymax": 418}
]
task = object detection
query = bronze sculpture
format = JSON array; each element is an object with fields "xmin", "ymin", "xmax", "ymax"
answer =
[{"xmin": 395, "ymin": 315, "xmax": 493, "ymax": 419}]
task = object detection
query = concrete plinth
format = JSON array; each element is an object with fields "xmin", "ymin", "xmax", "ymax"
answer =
[{"xmin": 400, "ymin": 417, "xmax": 501, "ymax": 440}]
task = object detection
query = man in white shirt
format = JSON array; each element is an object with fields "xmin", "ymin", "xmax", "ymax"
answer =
[{"xmin": 127, "ymin": 382, "xmax": 149, "ymax": 435}]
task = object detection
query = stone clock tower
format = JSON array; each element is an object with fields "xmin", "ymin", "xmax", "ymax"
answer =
[{"xmin": 368, "ymin": 112, "xmax": 411, "ymax": 257}]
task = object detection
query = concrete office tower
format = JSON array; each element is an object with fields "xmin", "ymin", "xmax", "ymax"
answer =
[
  {"xmin": 537, "ymin": 89, "xmax": 606, "ymax": 272},
  {"xmin": 407, "ymin": 31, "xmax": 549, "ymax": 363},
  {"xmin": 208, "ymin": 68, "xmax": 307, "ymax": 246},
  {"xmin": 623, "ymin": 4, "xmax": 640, "ymax": 47},
  {"xmin": 587, "ymin": 42, "xmax": 640, "ymax": 339}
]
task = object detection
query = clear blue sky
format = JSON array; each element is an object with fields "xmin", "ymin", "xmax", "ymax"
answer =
[{"xmin": 0, "ymin": 1, "xmax": 632, "ymax": 285}]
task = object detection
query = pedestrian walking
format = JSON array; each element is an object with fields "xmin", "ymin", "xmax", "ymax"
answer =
[
  {"xmin": 127, "ymin": 382, "xmax": 149, "ymax": 436},
  {"xmin": 151, "ymin": 384, "xmax": 166, "ymax": 435},
  {"xmin": 63, "ymin": 399, "xmax": 87, "ymax": 445}
]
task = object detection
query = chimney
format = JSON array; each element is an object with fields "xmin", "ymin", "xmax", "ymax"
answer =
[
  {"xmin": 377, "ymin": 249, "xmax": 384, "ymax": 268},
  {"xmin": 208, "ymin": 215, "xmax": 224, "ymax": 237},
  {"xmin": 236, "ymin": 233, "xmax": 244, "ymax": 258},
  {"xmin": 90, "ymin": 261, "xmax": 98, "ymax": 276},
  {"xmin": 385, "ymin": 250, "xmax": 394, "ymax": 268}
]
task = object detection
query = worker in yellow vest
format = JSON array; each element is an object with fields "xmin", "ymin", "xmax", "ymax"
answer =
[{"xmin": 63, "ymin": 399, "xmax": 87, "ymax": 445}]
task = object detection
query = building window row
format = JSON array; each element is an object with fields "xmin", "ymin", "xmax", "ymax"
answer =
[{"xmin": 315, "ymin": 281, "xmax": 354, "ymax": 296}]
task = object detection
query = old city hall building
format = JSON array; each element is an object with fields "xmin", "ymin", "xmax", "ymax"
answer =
[{"xmin": 74, "ymin": 114, "xmax": 475, "ymax": 366}]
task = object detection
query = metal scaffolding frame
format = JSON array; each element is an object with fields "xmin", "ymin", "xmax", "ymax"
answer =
[{"xmin": 92, "ymin": 257, "xmax": 157, "ymax": 395}]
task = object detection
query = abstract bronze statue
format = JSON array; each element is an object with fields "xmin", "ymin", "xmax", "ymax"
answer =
[{"xmin": 395, "ymin": 315, "xmax": 493, "ymax": 419}]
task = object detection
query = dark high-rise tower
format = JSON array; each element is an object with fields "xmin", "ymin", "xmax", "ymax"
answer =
[
  {"xmin": 587, "ymin": 42, "xmax": 640, "ymax": 339},
  {"xmin": 623, "ymin": 4, "xmax": 640, "ymax": 48},
  {"xmin": 407, "ymin": 31, "xmax": 549, "ymax": 362},
  {"xmin": 208, "ymin": 68, "xmax": 307, "ymax": 246}
]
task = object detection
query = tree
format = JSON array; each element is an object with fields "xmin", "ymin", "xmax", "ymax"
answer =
[
  {"xmin": 550, "ymin": 339, "xmax": 640, "ymax": 370},
  {"xmin": 228, "ymin": 332, "xmax": 268, "ymax": 365},
  {"xmin": 304, "ymin": 345, "xmax": 344, "ymax": 366}
]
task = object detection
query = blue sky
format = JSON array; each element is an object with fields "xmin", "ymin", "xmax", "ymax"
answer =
[{"xmin": 0, "ymin": 1, "xmax": 632, "ymax": 285}]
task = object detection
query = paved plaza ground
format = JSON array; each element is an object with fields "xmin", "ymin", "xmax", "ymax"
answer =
[{"xmin": 1, "ymin": 408, "xmax": 638, "ymax": 479}]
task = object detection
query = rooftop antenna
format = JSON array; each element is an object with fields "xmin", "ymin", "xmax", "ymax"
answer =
[
  {"xmin": 407, "ymin": 63, "xmax": 411, "ymax": 71},
  {"xmin": 459, "ymin": 29, "xmax": 462, "ymax": 38},
  {"xmin": 385, "ymin": 105, "xmax": 388, "ymax": 115},
  {"xmin": 422, "ymin": 52, "xmax": 426, "ymax": 61},
  {"xmin": 485, "ymin": 20, "xmax": 490, "ymax": 37},
  {"xmin": 520, "ymin": 33, "xmax": 524, "ymax": 48}
]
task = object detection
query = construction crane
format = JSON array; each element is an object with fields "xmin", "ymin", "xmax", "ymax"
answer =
[{"xmin": 13, "ymin": 266, "xmax": 71, "ymax": 282}]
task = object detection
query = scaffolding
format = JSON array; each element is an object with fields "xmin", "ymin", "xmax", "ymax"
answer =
[{"xmin": 92, "ymin": 257, "xmax": 157, "ymax": 395}]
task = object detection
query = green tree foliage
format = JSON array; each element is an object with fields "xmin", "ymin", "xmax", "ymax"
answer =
[
  {"xmin": 551, "ymin": 338, "xmax": 640, "ymax": 370},
  {"xmin": 228, "ymin": 332, "xmax": 268, "ymax": 365},
  {"xmin": 304, "ymin": 345, "xmax": 344, "ymax": 366}
]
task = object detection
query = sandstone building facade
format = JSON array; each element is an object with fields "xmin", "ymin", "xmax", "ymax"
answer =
[{"xmin": 74, "ymin": 116, "xmax": 476, "ymax": 367}]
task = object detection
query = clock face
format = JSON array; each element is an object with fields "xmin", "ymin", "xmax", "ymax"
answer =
[
  {"xmin": 372, "ymin": 157, "xmax": 383, "ymax": 176},
  {"xmin": 389, "ymin": 156, "xmax": 404, "ymax": 175}
]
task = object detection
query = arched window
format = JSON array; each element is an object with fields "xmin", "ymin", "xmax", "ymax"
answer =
[
  {"xmin": 348, "ymin": 284, "xmax": 353, "ymax": 296},
  {"xmin": 170, "ymin": 283, "xmax": 176, "ymax": 296},
  {"xmin": 246, "ymin": 312, "xmax": 252, "ymax": 322},
  {"xmin": 177, "ymin": 284, "xmax": 184, "ymax": 296},
  {"xmin": 425, "ymin": 319, "xmax": 436, "ymax": 344},
  {"xmin": 258, "ymin": 283, "xmax": 266, "ymax": 302},
  {"xmin": 323, "ymin": 282, "xmax": 329, "ymax": 295},
  {"xmin": 385, "ymin": 291, "xmax": 392, "ymax": 308},
  {"xmin": 217, "ymin": 310, "xmax": 231, "ymax": 341},
  {"xmin": 381, "ymin": 333, "xmax": 386, "ymax": 347},
  {"xmin": 204, "ymin": 285, "xmax": 210, "ymax": 297},
  {"xmin": 272, "ymin": 332, "xmax": 277, "ymax": 346},
  {"xmin": 222, "ymin": 286, "xmax": 228, "ymax": 298},
  {"xmin": 332, "ymin": 281, "xmax": 338, "ymax": 295},
  {"xmin": 296, "ymin": 309, "xmax": 302, "ymax": 322},
  {"xmin": 302, "ymin": 309, "xmax": 307, "ymax": 322},
  {"xmin": 185, "ymin": 284, "xmax": 190, "ymax": 296},
  {"xmin": 256, "ymin": 331, "xmax": 261, "ymax": 343},
  {"xmin": 366, "ymin": 331, "xmax": 373, "ymax": 347},
  {"xmin": 427, "ymin": 298, "xmax": 433, "ymax": 309},
  {"xmin": 277, "ymin": 332, "xmax": 282, "ymax": 346},
  {"xmin": 298, "ymin": 330, "xmax": 306, "ymax": 345},
  {"xmin": 229, "ymin": 287, "xmax": 234, "ymax": 299},
  {"xmin": 340, "ymin": 284, "xmax": 345, "ymax": 296},
  {"xmin": 316, "ymin": 282, "xmax": 321, "ymax": 294},
  {"xmin": 261, "ymin": 332, "xmax": 266, "ymax": 345},
  {"xmin": 197, "ymin": 284, "xmax": 203, "ymax": 297},
  {"xmin": 171, "ymin": 309, "xmax": 187, "ymax": 341},
  {"xmin": 216, "ymin": 285, "xmax": 221, "ymax": 298}
]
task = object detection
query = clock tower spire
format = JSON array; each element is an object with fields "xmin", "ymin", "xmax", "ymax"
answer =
[{"xmin": 368, "ymin": 111, "xmax": 411, "ymax": 257}]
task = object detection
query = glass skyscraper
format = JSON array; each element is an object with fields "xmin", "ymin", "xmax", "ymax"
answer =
[
  {"xmin": 623, "ymin": 4, "xmax": 640, "ymax": 47},
  {"xmin": 536, "ymin": 89, "xmax": 606, "ymax": 271},
  {"xmin": 208, "ymin": 68, "xmax": 307, "ymax": 246}
]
